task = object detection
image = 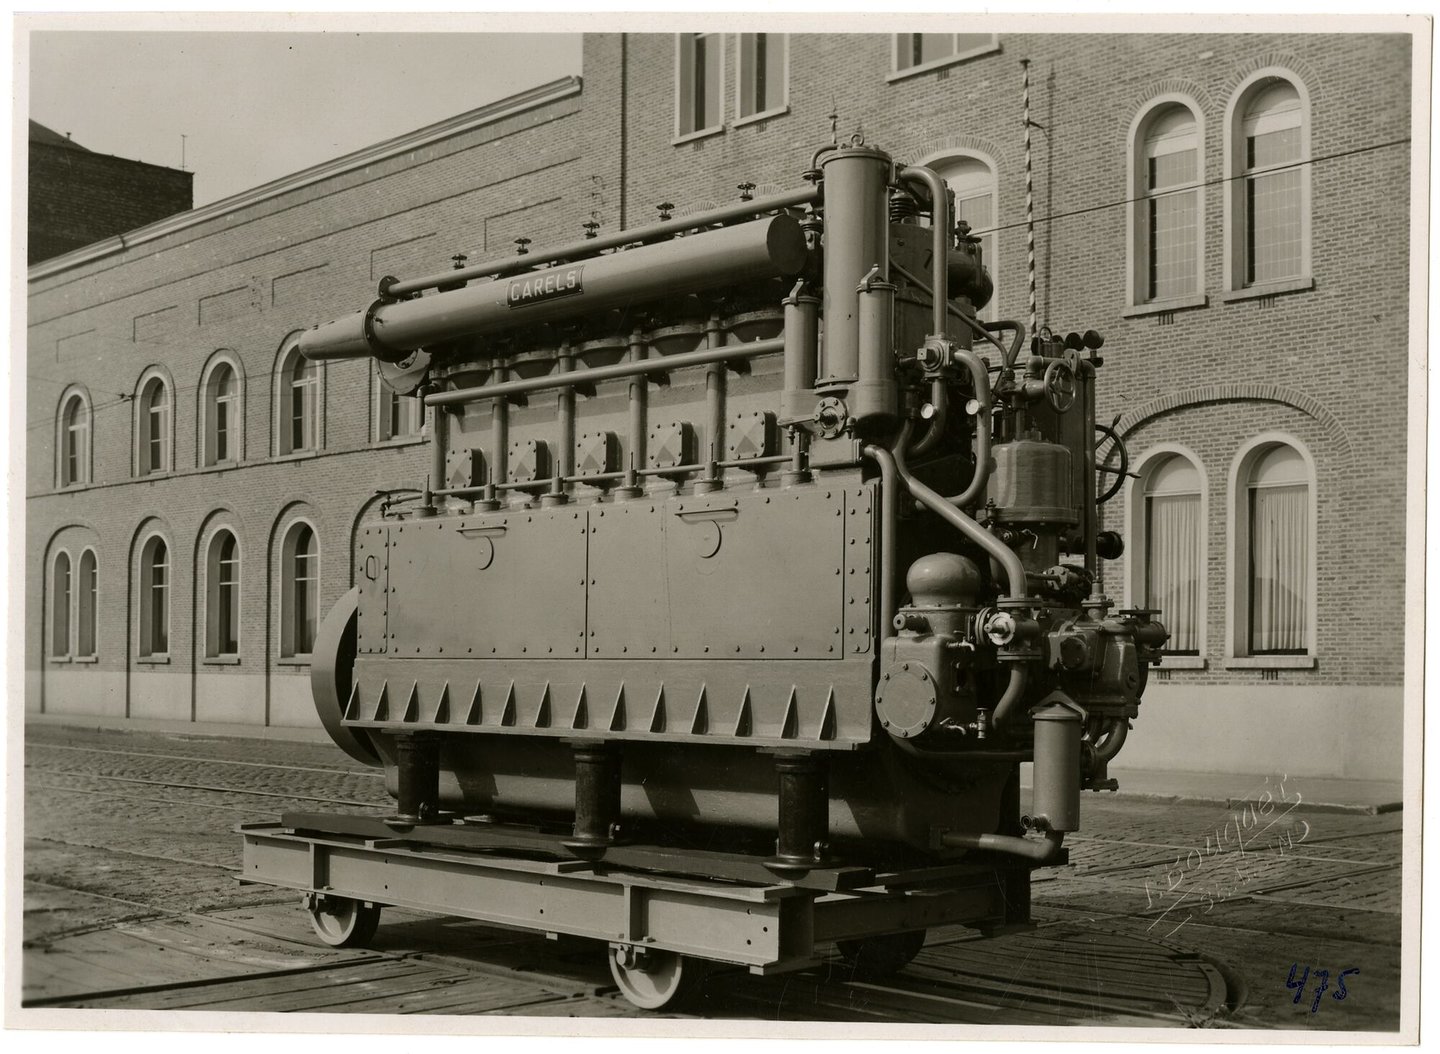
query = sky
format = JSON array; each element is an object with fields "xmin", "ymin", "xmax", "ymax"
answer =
[{"xmin": 27, "ymin": 29, "xmax": 584, "ymax": 207}]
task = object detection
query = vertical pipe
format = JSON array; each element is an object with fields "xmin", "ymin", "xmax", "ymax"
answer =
[
  {"xmin": 897, "ymin": 166, "xmax": 950, "ymax": 339},
  {"xmin": 861, "ymin": 442, "xmax": 898, "ymax": 638},
  {"xmin": 618, "ymin": 329, "xmax": 646, "ymax": 499},
  {"xmin": 563, "ymin": 742, "xmax": 623, "ymax": 860},
  {"xmin": 696, "ymin": 314, "xmax": 725, "ymax": 494},
  {"xmin": 393, "ymin": 734, "xmax": 440, "ymax": 824},
  {"xmin": 818, "ymin": 145, "xmax": 891, "ymax": 386},
  {"xmin": 1022, "ymin": 59, "xmax": 1038, "ymax": 343},
  {"xmin": 1081, "ymin": 362, "xmax": 1099, "ymax": 584},
  {"xmin": 544, "ymin": 347, "xmax": 574, "ymax": 507},
  {"xmin": 484, "ymin": 360, "xmax": 509, "ymax": 510},
  {"xmin": 764, "ymin": 752, "xmax": 830, "ymax": 876}
]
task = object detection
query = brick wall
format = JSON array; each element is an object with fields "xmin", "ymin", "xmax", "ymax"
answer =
[{"xmin": 29, "ymin": 144, "xmax": 193, "ymax": 264}]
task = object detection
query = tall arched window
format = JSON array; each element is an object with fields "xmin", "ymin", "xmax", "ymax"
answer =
[
  {"xmin": 77, "ymin": 548, "xmax": 98, "ymax": 658},
  {"xmin": 1226, "ymin": 74, "xmax": 1309, "ymax": 291},
  {"xmin": 51, "ymin": 550, "xmax": 71, "ymax": 657},
  {"xmin": 1136, "ymin": 103, "xmax": 1202, "ymax": 303},
  {"xmin": 281, "ymin": 521, "xmax": 319, "ymax": 657},
  {"xmin": 204, "ymin": 361, "xmax": 239, "ymax": 466},
  {"xmin": 1246, "ymin": 445, "xmax": 1309, "ymax": 654},
  {"xmin": 138, "ymin": 375, "xmax": 172, "ymax": 475},
  {"xmin": 1142, "ymin": 456, "xmax": 1203, "ymax": 654},
  {"xmin": 277, "ymin": 339, "xmax": 319, "ymax": 455},
  {"xmin": 206, "ymin": 529, "xmax": 241, "ymax": 657},
  {"xmin": 139, "ymin": 535, "xmax": 169, "ymax": 656},
  {"xmin": 59, "ymin": 392, "xmax": 90, "ymax": 487},
  {"xmin": 931, "ymin": 154, "xmax": 999, "ymax": 322}
]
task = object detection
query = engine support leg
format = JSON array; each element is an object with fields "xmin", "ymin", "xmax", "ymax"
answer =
[
  {"xmin": 564, "ymin": 741, "xmax": 623, "ymax": 861},
  {"xmin": 391, "ymin": 733, "xmax": 441, "ymax": 825},
  {"xmin": 764, "ymin": 751, "xmax": 830, "ymax": 876}
]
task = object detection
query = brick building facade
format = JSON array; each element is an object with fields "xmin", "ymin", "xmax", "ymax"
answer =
[
  {"xmin": 28, "ymin": 120, "xmax": 193, "ymax": 265},
  {"xmin": 25, "ymin": 33, "xmax": 1413, "ymax": 781}
]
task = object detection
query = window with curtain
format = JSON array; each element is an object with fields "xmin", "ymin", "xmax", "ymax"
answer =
[
  {"xmin": 282, "ymin": 522, "xmax": 319, "ymax": 657},
  {"xmin": 1141, "ymin": 105, "xmax": 1201, "ymax": 302},
  {"xmin": 140, "ymin": 536, "xmax": 169, "ymax": 656},
  {"xmin": 1240, "ymin": 80, "xmax": 1304, "ymax": 285},
  {"xmin": 677, "ymin": 33, "xmax": 722, "ymax": 136},
  {"xmin": 139, "ymin": 376, "xmax": 171, "ymax": 474},
  {"xmin": 77, "ymin": 549, "xmax": 97, "ymax": 658},
  {"xmin": 933, "ymin": 155, "xmax": 999, "ymax": 322},
  {"xmin": 208, "ymin": 529, "xmax": 240, "ymax": 656},
  {"xmin": 738, "ymin": 33, "xmax": 786, "ymax": 119},
  {"xmin": 61, "ymin": 393, "xmax": 88, "ymax": 486},
  {"xmin": 1143, "ymin": 457, "xmax": 1202, "ymax": 654},
  {"xmin": 52, "ymin": 550, "xmax": 71, "ymax": 656},
  {"xmin": 377, "ymin": 383, "xmax": 423, "ymax": 442},
  {"xmin": 206, "ymin": 362, "xmax": 238, "ymax": 465},
  {"xmin": 893, "ymin": 33, "xmax": 998, "ymax": 73},
  {"xmin": 1247, "ymin": 445, "xmax": 1309, "ymax": 653}
]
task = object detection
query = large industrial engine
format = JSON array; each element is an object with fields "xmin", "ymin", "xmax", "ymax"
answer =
[{"xmin": 273, "ymin": 137, "xmax": 1167, "ymax": 1005}]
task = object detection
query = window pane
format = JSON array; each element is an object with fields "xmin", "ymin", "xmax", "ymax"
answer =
[
  {"xmin": 150, "ymin": 541, "xmax": 168, "ymax": 654},
  {"xmin": 1250, "ymin": 483, "xmax": 1307, "ymax": 653},
  {"xmin": 1145, "ymin": 493, "xmax": 1200, "ymax": 653},
  {"xmin": 1148, "ymin": 147, "xmax": 1196, "ymax": 191},
  {"xmin": 918, "ymin": 34, "xmax": 954, "ymax": 65},
  {"xmin": 764, "ymin": 34, "xmax": 784, "ymax": 111},
  {"xmin": 218, "ymin": 533, "xmax": 239, "ymax": 654},
  {"xmin": 292, "ymin": 526, "xmax": 318, "ymax": 655},
  {"xmin": 78, "ymin": 551, "xmax": 96, "ymax": 656},
  {"xmin": 1246, "ymin": 168, "xmax": 1302, "ymax": 283},
  {"xmin": 1248, "ymin": 126, "xmax": 1299, "ymax": 170},
  {"xmin": 1148, "ymin": 188, "xmax": 1198, "ymax": 301},
  {"xmin": 53, "ymin": 553, "xmax": 70, "ymax": 655},
  {"xmin": 699, "ymin": 35, "xmax": 719, "ymax": 129}
]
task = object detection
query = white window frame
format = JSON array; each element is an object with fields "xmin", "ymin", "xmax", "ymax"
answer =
[
  {"xmin": 274, "ymin": 332, "xmax": 323, "ymax": 457},
  {"xmin": 1125, "ymin": 97, "xmax": 1206, "ymax": 313},
  {"xmin": 50, "ymin": 548, "xmax": 72, "ymax": 659},
  {"xmin": 77, "ymin": 546, "xmax": 98, "ymax": 659},
  {"xmin": 1123, "ymin": 444, "xmax": 1208, "ymax": 669},
  {"xmin": 888, "ymin": 33, "xmax": 1000, "ymax": 82},
  {"xmin": 279, "ymin": 517, "xmax": 320, "ymax": 660},
  {"xmin": 674, "ymin": 32, "xmax": 726, "ymax": 143},
  {"xmin": 57, "ymin": 388, "xmax": 92, "ymax": 488},
  {"xmin": 1222, "ymin": 70, "xmax": 1313, "ymax": 298},
  {"xmin": 374, "ymin": 368, "xmax": 425, "ymax": 443},
  {"xmin": 920, "ymin": 149, "xmax": 1001, "ymax": 323},
  {"xmin": 199, "ymin": 351, "xmax": 244, "ymax": 467},
  {"xmin": 137, "ymin": 532, "xmax": 171, "ymax": 659},
  {"xmin": 204, "ymin": 527, "xmax": 241, "ymax": 659},
  {"xmin": 1224, "ymin": 433, "xmax": 1318, "ymax": 668},
  {"xmin": 734, "ymin": 33, "xmax": 789, "ymax": 126},
  {"xmin": 134, "ymin": 368, "xmax": 174, "ymax": 476}
]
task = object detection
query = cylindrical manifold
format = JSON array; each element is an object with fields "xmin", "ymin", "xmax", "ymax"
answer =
[
  {"xmin": 818, "ymin": 145, "xmax": 892, "ymax": 385},
  {"xmin": 299, "ymin": 215, "xmax": 808, "ymax": 362}
]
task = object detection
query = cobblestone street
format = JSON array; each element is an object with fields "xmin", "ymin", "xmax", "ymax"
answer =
[{"xmin": 21, "ymin": 722, "xmax": 1406, "ymax": 1031}]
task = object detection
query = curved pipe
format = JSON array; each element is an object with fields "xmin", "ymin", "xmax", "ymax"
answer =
[
  {"xmin": 941, "ymin": 829, "xmax": 1065, "ymax": 863},
  {"xmin": 1090, "ymin": 718, "xmax": 1129, "ymax": 763},
  {"xmin": 897, "ymin": 166, "xmax": 950, "ymax": 338},
  {"xmin": 810, "ymin": 143, "xmax": 838, "ymax": 171},
  {"xmin": 989, "ymin": 665, "xmax": 1032, "ymax": 730},
  {"xmin": 983, "ymin": 320, "xmax": 1027, "ymax": 369},
  {"xmin": 893, "ymin": 424, "xmax": 1026, "ymax": 602},
  {"xmin": 908, "ymin": 377, "xmax": 948, "ymax": 457},
  {"xmin": 948, "ymin": 347, "xmax": 994, "ymax": 509},
  {"xmin": 861, "ymin": 442, "xmax": 899, "ymax": 639}
]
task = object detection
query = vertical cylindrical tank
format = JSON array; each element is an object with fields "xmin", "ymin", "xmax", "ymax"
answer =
[
  {"xmin": 1030, "ymin": 702, "xmax": 1083, "ymax": 833},
  {"xmin": 781, "ymin": 284, "xmax": 820, "ymax": 421},
  {"xmin": 851, "ymin": 271, "xmax": 898, "ymax": 422},
  {"xmin": 819, "ymin": 145, "xmax": 891, "ymax": 385}
]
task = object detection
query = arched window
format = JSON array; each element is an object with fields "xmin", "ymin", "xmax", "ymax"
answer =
[
  {"xmin": 1140, "ymin": 455, "xmax": 1203, "ymax": 655},
  {"xmin": 206, "ymin": 529, "xmax": 240, "ymax": 657},
  {"xmin": 1227, "ymin": 74, "xmax": 1309, "ymax": 291},
  {"xmin": 931, "ymin": 154, "xmax": 999, "ymax": 322},
  {"xmin": 1228, "ymin": 436, "xmax": 1315, "ymax": 661},
  {"xmin": 204, "ymin": 360, "xmax": 240, "ymax": 466},
  {"xmin": 281, "ymin": 521, "xmax": 319, "ymax": 657},
  {"xmin": 1133, "ymin": 103, "xmax": 1202, "ymax": 304},
  {"xmin": 139, "ymin": 535, "xmax": 169, "ymax": 656},
  {"xmin": 59, "ymin": 391, "xmax": 90, "ymax": 487},
  {"xmin": 51, "ymin": 550, "xmax": 71, "ymax": 657},
  {"xmin": 77, "ymin": 548, "xmax": 98, "ymax": 658},
  {"xmin": 276, "ymin": 339, "xmax": 319, "ymax": 455},
  {"xmin": 137, "ymin": 374, "xmax": 172, "ymax": 475},
  {"xmin": 375, "ymin": 371, "xmax": 423, "ymax": 442}
]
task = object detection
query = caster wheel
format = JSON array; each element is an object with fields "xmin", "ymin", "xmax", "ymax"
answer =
[
  {"xmin": 307, "ymin": 896, "xmax": 381, "ymax": 948},
  {"xmin": 607, "ymin": 945, "xmax": 706, "ymax": 1010},
  {"xmin": 837, "ymin": 929, "xmax": 927, "ymax": 979}
]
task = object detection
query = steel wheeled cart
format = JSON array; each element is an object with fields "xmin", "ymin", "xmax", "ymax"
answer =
[{"xmin": 238, "ymin": 812, "xmax": 1042, "ymax": 1010}]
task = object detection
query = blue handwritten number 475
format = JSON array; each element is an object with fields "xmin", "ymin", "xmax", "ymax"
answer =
[{"xmin": 1288, "ymin": 964, "xmax": 1359, "ymax": 1014}]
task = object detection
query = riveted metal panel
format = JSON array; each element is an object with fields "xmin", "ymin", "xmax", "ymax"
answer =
[
  {"xmin": 587, "ymin": 502, "xmax": 669, "ymax": 659},
  {"xmin": 355, "ymin": 525, "xmax": 388, "ymax": 655},
  {"xmin": 385, "ymin": 509, "xmax": 588, "ymax": 659},
  {"xmin": 843, "ymin": 484, "xmax": 877, "ymax": 657}
]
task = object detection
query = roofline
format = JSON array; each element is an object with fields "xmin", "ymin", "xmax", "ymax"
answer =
[{"xmin": 28, "ymin": 75, "xmax": 582, "ymax": 283}]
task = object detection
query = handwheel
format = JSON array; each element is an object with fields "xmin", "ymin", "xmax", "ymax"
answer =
[
  {"xmin": 307, "ymin": 895, "xmax": 382, "ymax": 948},
  {"xmin": 607, "ymin": 944, "xmax": 706, "ymax": 1010},
  {"xmin": 1093, "ymin": 421, "xmax": 1130, "ymax": 504},
  {"xmin": 1043, "ymin": 359, "xmax": 1077, "ymax": 414},
  {"xmin": 836, "ymin": 929, "xmax": 927, "ymax": 979}
]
